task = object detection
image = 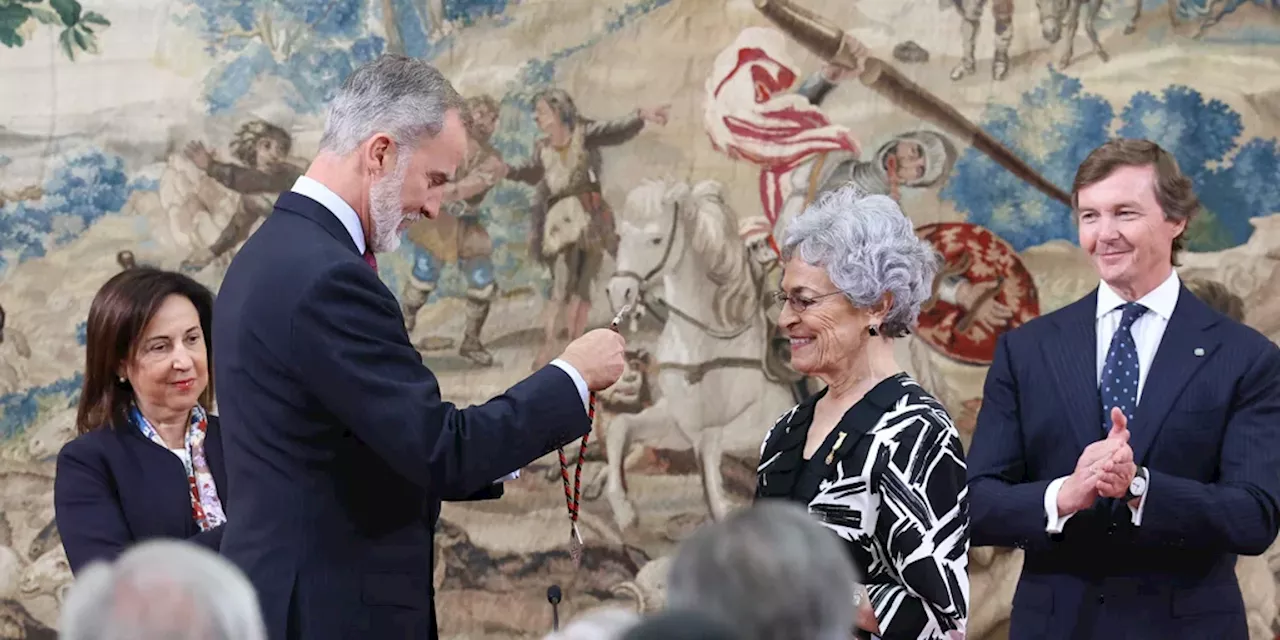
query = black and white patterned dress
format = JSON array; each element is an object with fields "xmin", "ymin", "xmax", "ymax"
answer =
[{"xmin": 755, "ymin": 373, "xmax": 969, "ymax": 640}]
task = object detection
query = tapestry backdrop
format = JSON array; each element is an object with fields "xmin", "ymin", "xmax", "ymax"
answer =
[{"xmin": 1, "ymin": 0, "xmax": 1279, "ymax": 638}]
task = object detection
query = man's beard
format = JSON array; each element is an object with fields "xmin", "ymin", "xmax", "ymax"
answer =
[{"xmin": 368, "ymin": 155, "xmax": 410, "ymax": 254}]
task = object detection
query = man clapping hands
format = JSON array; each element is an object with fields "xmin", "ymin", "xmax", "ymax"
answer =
[{"xmin": 1053, "ymin": 407, "xmax": 1144, "ymax": 526}]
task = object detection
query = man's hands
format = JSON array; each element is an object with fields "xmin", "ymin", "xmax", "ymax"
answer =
[
  {"xmin": 558, "ymin": 328, "xmax": 627, "ymax": 391},
  {"xmin": 1094, "ymin": 409, "xmax": 1137, "ymax": 499},
  {"xmin": 1056, "ymin": 407, "xmax": 1138, "ymax": 516}
]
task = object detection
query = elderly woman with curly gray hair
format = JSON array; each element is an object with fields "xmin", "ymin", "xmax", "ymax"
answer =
[{"xmin": 755, "ymin": 185, "xmax": 970, "ymax": 640}]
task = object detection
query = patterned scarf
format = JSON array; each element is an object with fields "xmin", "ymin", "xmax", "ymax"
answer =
[{"xmin": 130, "ymin": 404, "xmax": 227, "ymax": 531}]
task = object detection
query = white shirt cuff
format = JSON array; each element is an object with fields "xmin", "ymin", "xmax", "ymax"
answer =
[
  {"xmin": 550, "ymin": 358, "xmax": 590, "ymax": 413},
  {"xmin": 1044, "ymin": 476, "xmax": 1076, "ymax": 534},
  {"xmin": 1128, "ymin": 470, "xmax": 1149, "ymax": 526},
  {"xmin": 493, "ymin": 470, "xmax": 520, "ymax": 483}
]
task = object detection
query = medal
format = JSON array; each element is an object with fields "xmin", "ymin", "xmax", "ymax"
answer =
[
  {"xmin": 557, "ymin": 303, "xmax": 633, "ymax": 569},
  {"xmin": 568, "ymin": 523, "xmax": 585, "ymax": 567}
]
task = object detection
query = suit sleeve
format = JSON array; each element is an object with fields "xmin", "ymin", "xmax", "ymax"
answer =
[
  {"xmin": 1133, "ymin": 343, "xmax": 1280, "ymax": 555},
  {"xmin": 54, "ymin": 441, "xmax": 133, "ymax": 575},
  {"xmin": 867, "ymin": 411, "xmax": 970, "ymax": 639},
  {"xmin": 290, "ymin": 262, "xmax": 591, "ymax": 498},
  {"xmin": 966, "ymin": 333, "xmax": 1056, "ymax": 551}
]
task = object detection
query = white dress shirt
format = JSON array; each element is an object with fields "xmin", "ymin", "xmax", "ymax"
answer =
[
  {"xmin": 289, "ymin": 177, "xmax": 593, "ymax": 482},
  {"xmin": 1043, "ymin": 269, "xmax": 1181, "ymax": 532}
]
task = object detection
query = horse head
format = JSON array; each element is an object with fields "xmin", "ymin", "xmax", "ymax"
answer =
[
  {"xmin": 609, "ymin": 177, "xmax": 757, "ymax": 332},
  {"xmin": 608, "ymin": 178, "xmax": 692, "ymax": 316}
]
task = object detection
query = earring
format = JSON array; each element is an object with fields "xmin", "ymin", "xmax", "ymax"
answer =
[
  {"xmin": 118, "ymin": 376, "xmax": 127, "ymax": 384},
  {"xmin": 868, "ymin": 325, "xmax": 879, "ymax": 337}
]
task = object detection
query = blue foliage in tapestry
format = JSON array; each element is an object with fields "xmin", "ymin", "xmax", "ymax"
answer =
[
  {"xmin": 1116, "ymin": 87, "xmax": 1280, "ymax": 250},
  {"xmin": 943, "ymin": 69, "xmax": 1280, "ymax": 252},
  {"xmin": 0, "ymin": 374, "xmax": 82, "ymax": 441},
  {"xmin": 941, "ymin": 70, "xmax": 1112, "ymax": 251},
  {"xmin": 0, "ymin": 150, "xmax": 153, "ymax": 273},
  {"xmin": 445, "ymin": 0, "xmax": 515, "ymax": 26},
  {"xmin": 183, "ymin": 0, "xmax": 385, "ymax": 114}
]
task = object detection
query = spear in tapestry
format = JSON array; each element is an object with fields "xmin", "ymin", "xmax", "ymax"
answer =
[{"xmin": 753, "ymin": 0, "xmax": 1072, "ymax": 207}]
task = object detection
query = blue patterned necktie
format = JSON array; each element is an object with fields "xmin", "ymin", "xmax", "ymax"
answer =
[{"xmin": 1100, "ymin": 302, "xmax": 1148, "ymax": 431}]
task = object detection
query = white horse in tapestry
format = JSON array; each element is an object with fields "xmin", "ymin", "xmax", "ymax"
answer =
[{"xmin": 604, "ymin": 177, "xmax": 794, "ymax": 530}]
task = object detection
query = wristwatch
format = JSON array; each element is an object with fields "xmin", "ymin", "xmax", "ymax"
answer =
[{"xmin": 1124, "ymin": 466, "xmax": 1148, "ymax": 502}]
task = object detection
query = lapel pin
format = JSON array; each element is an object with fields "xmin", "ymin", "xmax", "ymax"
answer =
[
  {"xmin": 826, "ymin": 431, "xmax": 847, "ymax": 465},
  {"xmin": 1194, "ymin": 347, "xmax": 1205, "ymax": 357}
]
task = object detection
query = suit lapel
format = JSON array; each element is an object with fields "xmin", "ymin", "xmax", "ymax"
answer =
[
  {"xmin": 1043, "ymin": 290, "xmax": 1104, "ymax": 452},
  {"xmin": 1129, "ymin": 287, "xmax": 1220, "ymax": 465},
  {"xmin": 120, "ymin": 427, "xmax": 198, "ymax": 536}
]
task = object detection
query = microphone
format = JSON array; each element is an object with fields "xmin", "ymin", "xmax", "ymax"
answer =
[{"xmin": 547, "ymin": 584, "xmax": 562, "ymax": 631}]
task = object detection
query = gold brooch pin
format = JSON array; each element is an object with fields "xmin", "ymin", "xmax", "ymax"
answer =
[{"xmin": 826, "ymin": 431, "xmax": 847, "ymax": 465}]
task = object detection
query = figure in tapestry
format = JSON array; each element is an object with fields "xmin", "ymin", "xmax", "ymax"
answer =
[
  {"xmin": 507, "ymin": 88, "xmax": 669, "ymax": 370},
  {"xmin": 401, "ymin": 95, "xmax": 508, "ymax": 367},
  {"xmin": 180, "ymin": 121, "xmax": 304, "ymax": 270}
]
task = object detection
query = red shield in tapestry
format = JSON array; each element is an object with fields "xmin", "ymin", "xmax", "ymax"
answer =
[{"xmin": 914, "ymin": 223, "xmax": 1041, "ymax": 366}]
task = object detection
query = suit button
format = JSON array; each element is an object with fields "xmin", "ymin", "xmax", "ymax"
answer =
[
  {"xmin": 1107, "ymin": 523, "xmax": 1116, "ymax": 535},
  {"xmin": 1098, "ymin": 595, "xmax": 1105, "ymax": 604}
]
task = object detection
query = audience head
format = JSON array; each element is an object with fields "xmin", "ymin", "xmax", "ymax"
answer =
[
  {"xmin": 1072, "ymin": 138, "xmax": 1199, "ymax": 297},
  {"xmin": 621, "ymin": 609, "xmax": 740, "ymax": 640},
  {"xmin": 666, "ymin": 500, "xmax": 860, "ymax": 640},
  {"xmin": 317, "ymin": 54, "xmax": 469, "ymax": 253},
  {"xmin": 542, "ymin": 607, "xmax": 640, "ymax": 640},
  {"xmin": 59, "ymin": 540, "xmax": 266, "ymax": 640},
  {"xmin": 775, "ymin": 184, "xmax": 940, "ymax": 380},
  {"xmin": 76, "ymin": 267, "xmax": 214, "ymax": 435}
]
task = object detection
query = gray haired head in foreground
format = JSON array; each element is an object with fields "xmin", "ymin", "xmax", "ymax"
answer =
[
  {"xmin": 318, "ymin": 53, "xmax": 467, "ymax": 157},
  {"xmin": 666, "ymin": 499, "xmax": 860, "ymax": 640},
  {"xmin": 59, "ymin": 539, "xmax": 266, "ymax": 640},
  {"xmin": 542, "ymin": 606, "xmax": 641, "ymax": 640},
  {"xmin": 780, "ymin": 183, "xmax": 941, "ymax": 338}
]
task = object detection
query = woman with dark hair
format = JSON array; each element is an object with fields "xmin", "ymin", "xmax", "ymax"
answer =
[{"xmin": 54, "ymin": 267, "xmax": 227, "ymax": 575}]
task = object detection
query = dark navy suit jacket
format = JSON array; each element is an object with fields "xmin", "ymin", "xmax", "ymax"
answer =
[
  {"xmin": 54, "ymin": 416, "xmax": 228, "ymax": 575},
  {"xmin": 967, "ymin": 285, "xmax": 1280, "ymax": 640},
  {"xmin": 212, "ymin": 191, "xmax": 590, "ymax": 640}
]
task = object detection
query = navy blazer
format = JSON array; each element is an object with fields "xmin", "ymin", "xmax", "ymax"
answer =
[
  {"xmin": 54, "ymin": 415, "xmax": 228, "ymax": 575},
  {"xmin": 212, "ymin": 191, "xmax": 590, "ymax": 640},
  {"xmin": 967, "ymin": 285, "xmax": 1280, "ymax": 640}
]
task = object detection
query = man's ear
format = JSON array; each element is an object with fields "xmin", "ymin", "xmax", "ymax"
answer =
[{"xmin": 363, "ymin": 133, "xmax": 395, "ymax": 176}]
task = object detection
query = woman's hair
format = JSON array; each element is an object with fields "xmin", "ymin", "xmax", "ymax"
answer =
[
  {"xmin": 75, "ymin": 267, "xmax": 215, "ymax": 435},
  {"xmin": 780, "ymin": 184, "xmax": 941, "ymax": 338}
]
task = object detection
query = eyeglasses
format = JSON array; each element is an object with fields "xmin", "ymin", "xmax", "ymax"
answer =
[{"xmin": 768, "ymin": 290, "xmax": 844, "ymax": 313}]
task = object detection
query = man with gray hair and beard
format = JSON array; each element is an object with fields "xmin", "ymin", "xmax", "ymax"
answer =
[
  {"xmin": 666, "ymin": 500, "xmax": 862, "ymax": 640},
  {"xmin": 59, "ymin": 540, "xmax": 266, "ymax": 640},
  {"xmin": 213, "ymin": 54, "xmax": 627, "ymax": 640}
]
